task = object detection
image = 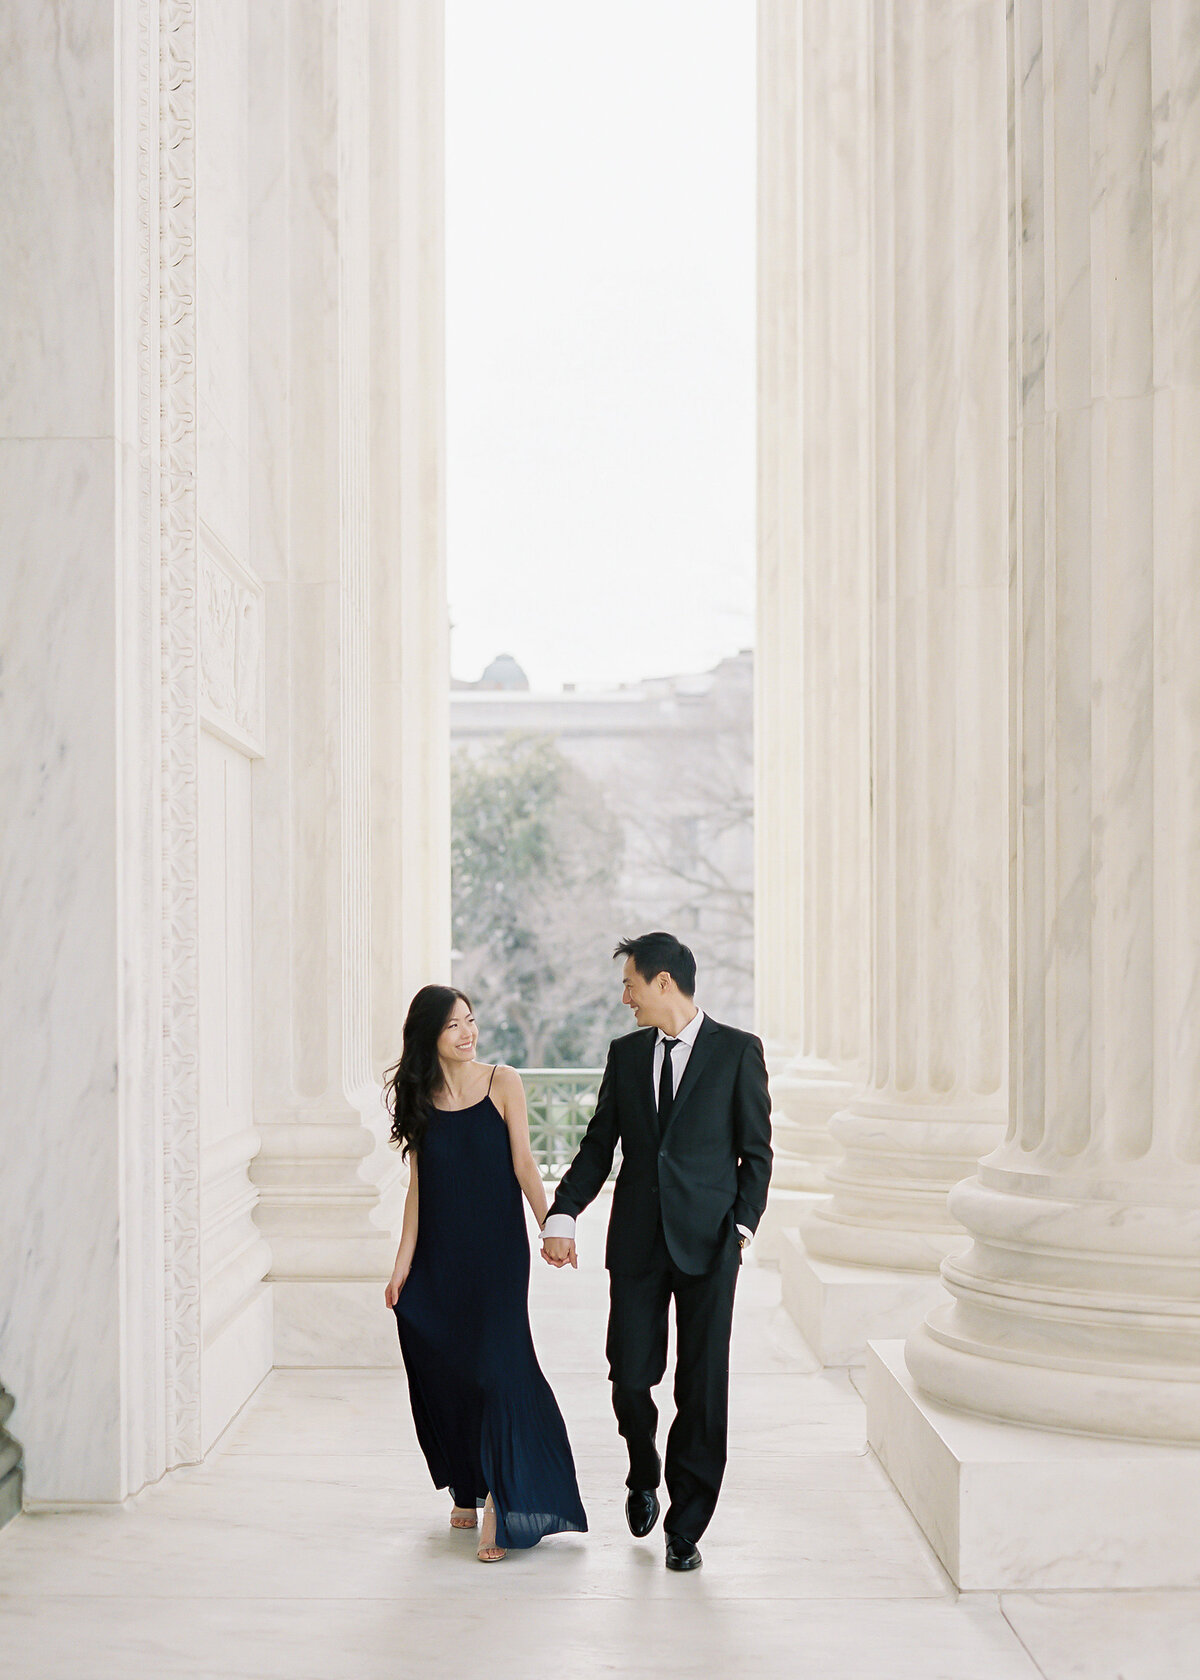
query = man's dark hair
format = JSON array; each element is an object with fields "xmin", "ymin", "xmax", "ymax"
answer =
[{"xmin": 613, "ymin": 932, "xmax": 697, "ymax": 998}]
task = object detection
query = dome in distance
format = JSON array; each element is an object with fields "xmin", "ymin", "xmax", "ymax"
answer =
[{"xmin": 478, "ymin": 653, "xmax": 530, "ymax": 691}]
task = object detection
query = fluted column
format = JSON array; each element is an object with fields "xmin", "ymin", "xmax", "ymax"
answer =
[
  {"xmin": 791, "ymin": 0, "xmax": 1008, "ymax": 1356},
  {"xmin": 756, "ymin": 0, "xmax": 872, "ymax": 1209},
  {"xmin": 756, "ymin": 0, "xmax": 806, "ymax": 1104},
  {"xmin": 906, "ymin": 0, "xmax": 1200, "ymax": 1445},
  {"xmin": 248, "ymin": 0, "xmax": 449, "ymax": 1366}
]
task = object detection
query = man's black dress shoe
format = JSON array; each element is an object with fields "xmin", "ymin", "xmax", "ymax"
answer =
[
  {"xmin": 625, "ymin": 1488, "xmax": 660, "ymax": 1537},
  {"xmin": 665, "ymin": 1534, "xmax": 702, "ymax": 1571}
]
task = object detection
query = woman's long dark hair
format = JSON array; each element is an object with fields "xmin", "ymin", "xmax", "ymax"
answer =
[{"xmin": 385, "ymin": 985, "xmax": 472, "ymax": 1160}]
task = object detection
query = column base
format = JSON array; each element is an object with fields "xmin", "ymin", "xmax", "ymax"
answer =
[
  {"xmin": 752, "ymin": 1189, "xmax": 826, "ymax": 1265},
  {"xmin": 272, "ymin": 1280, "xmax": 404, "ymax": 1368},
  {"xmin": 866, "ymin": 1339, "xmax": 1200, "ymax": 1589},
  {"xmin": 771, "ymin": 1058, "xmax": 856, "ymax": 1188},
  {"xmin": 780, "ymin": 1233, "xmax": 950, "ymax": 1366}
]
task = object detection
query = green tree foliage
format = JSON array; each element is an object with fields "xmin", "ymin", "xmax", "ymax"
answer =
[{"xmin": 451, "ymin": 734, "xmax": 629, "ymax": 1066}]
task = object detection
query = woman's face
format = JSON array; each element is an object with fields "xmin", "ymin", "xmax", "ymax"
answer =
[{"xmin": 437, "ymin": 1000, "xmax": 477, "ymax": 1064}]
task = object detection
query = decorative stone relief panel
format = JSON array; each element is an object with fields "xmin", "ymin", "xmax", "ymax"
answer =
[
  {"xmin": 199, "ymin": 529, "xmax": 265, "ymax": 755},
  {"xmin": 158, "ymin": 0, "xmax": 203, "ymax": 1471}
]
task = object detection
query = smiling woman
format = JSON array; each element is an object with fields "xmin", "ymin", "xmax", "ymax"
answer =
[
  {"xmin": 381, "ymin": 986, "xmax": 588, "ymax": 1560},
  {"xmin": 383, "ymin": 985, "xmax": 475, "ymax": 1160}
]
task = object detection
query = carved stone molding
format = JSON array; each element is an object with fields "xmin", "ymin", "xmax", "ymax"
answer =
[
  {"xmin": 158, "ymin": 0, "xmax": 203, "ymax": 1469},
  {"xmin": 339, "ymin": 0, "xmax": 373, "ymax": 1103},
  {"xmin": 124, "ymin": 0, "xmax": 167, "ymax": 1502},
  {"xmin": 199, "ymin": 527, "xmax": 265, "ymax": 755}
]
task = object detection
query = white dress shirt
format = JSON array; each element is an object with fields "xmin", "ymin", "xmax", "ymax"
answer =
[
  {"xmin": 650, "ymin": 1005, "xmax": 705, "ymax": 1111},
  {"xmin": 541, "ymin": 1007, "xmax": 753, "ymax": 1246}
]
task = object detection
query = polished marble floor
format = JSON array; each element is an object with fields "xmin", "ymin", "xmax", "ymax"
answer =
[{"xmin": 1, "ymin": 1220, "xmax": 1197, "ymax": 1679}]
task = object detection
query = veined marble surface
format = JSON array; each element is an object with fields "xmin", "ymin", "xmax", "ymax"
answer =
[
  {"xmin": 905, "ymin": 0, "xmax": 1200, "ymax": 1446},
  {"xmin": 870, "ymin": 1339, "xmax": 1200, "ymax": 1591},
  {"xmin": 756, "ymin": 0, "xmax": 872, "ymax": 1191},
  {"xmin": 1, "ymin": 0, "xmax": 449, "ymax": 1507},
  {"xmin": 781, "ymin": 1235, "xmax": 953, "ymax": 1367},
  {"xmin": 1, "ymin": 1224, "xmax": 1192, "ymax": 1678}
]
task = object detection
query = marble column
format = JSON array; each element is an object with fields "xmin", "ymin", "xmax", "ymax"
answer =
[
  {"xmin": 369, "ymin": 0, "xmax": 453, "ymax": 1048},
  {"xmin": 0, "ymin": 1384, "xmax": 21, "ymax": 1529},
  {"xmin": 870, "ymin": 0, "xmax": 1200, "ymax": 1590},
  {"xmin": 786, "ymin": 0, "xmax": 1009, "ymax": 1364},
  {"xmin": 756, "ymin": 0, "xmax": 806, "ymax": 1105},
  {"xmin": 756, "ymin": 0, "xmax": 872, "ymax": 1255},
  {"xmin": 248, "ymin": 0, "xmax": 450, "ymax": 1367}
]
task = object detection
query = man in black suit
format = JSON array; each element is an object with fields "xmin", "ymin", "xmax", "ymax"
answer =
[{"xmin": 541, "ymin": 932, "xmax": 772, "ymax": 1572}]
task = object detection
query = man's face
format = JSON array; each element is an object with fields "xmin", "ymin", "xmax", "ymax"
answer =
[{"xmin": 622, "ymin": 957, "xmax": 668, "ymax": 1030}]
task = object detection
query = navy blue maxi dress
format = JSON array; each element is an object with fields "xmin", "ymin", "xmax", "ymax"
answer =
[{"xmin": 393, "ymin": 1084, "xmax": 587, "ymax": 1550}]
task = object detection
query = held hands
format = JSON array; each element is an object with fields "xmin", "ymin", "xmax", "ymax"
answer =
[{"xmin": 541, "ymin": 1236, "xmax": 577, "ymax": 1269}]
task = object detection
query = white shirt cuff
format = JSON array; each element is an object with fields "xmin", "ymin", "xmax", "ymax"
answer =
[{"xmin": 542, "ymin": 1214, "xmax": 749, "ymax": 1243}]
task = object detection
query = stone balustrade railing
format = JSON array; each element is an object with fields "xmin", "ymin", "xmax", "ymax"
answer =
[
  {"xmin": 519, "ymin": 1069, "xmax": 606, "ymax": 1181},
  {"xmin": 0, "ymin": 1382, "xmax": 22, "ymax": 1529}
]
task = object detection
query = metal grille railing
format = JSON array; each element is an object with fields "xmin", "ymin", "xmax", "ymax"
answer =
[{"xmin": 519, "ymin": 1068, "xmax": 610, "ymax": 1180}]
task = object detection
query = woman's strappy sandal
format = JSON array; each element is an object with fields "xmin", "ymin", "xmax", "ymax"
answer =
[
  {"xmin": 476, "ymin": 1493, "xmax": 507, "ymax": 1562},
  {"xmin": 450, "ymin": 1504, "xmax": 478, "ymax": 1530}
]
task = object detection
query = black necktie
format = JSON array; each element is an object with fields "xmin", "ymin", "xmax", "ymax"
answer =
[{"xmin": 658, "ymin": 1037, "xmax": 682, "ymax": 1131}]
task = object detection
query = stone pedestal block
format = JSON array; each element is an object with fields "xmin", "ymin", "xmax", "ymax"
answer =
[
  {"xmin": 867, "ymin": 1341, "xmax": 1200, "ymax": 1590},
  {"xmin": 752, "ymin": 1189, "xmax": 825, "ymax": 1266},
  {"xmin": 272, "ymin": 1283, "xmax": 403, "ymax": 1369},
  {"xmin": 780, "ymin": 1233, "xmax": 951, "ymax": 1367},
  {"xmin": 201, "ymin": 1290, "xmax": 274, "ymax": 1455}
]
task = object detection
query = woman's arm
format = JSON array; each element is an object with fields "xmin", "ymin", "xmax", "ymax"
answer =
[
  {"xmin": 384, "ymin": 1155, "xmax": 419, "ymax": 1308},
  {"xmin": 492, "ymin": 1066, "xmax": 549, "ymax": 1229}
]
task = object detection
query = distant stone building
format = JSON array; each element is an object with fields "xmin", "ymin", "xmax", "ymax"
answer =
[
  {"xmin": 452, "ymin": 652, "xmax": 531, "ymax": 692},
  {"xmin": 450, "ymin": 650, "xmax": 754, "ymax": 1028}
]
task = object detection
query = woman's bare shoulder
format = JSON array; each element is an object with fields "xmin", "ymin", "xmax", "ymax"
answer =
[{"xmin": 489, "ymin": 1063, "xmax": 523, "ymax": 1097}]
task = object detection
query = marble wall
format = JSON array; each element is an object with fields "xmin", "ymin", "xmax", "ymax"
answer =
[
  {"xmin": 0, "ymin": 0, "xmax": 167, "ymax": 1508},
  {"xmin": 0, "ymin": 0, "xmax": 448, "ymax": 1509}
]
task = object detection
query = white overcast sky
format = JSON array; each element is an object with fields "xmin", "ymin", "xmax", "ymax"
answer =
[{"xmin": 445, "ymin": 0, "xmax": 756, "ymax": 693}]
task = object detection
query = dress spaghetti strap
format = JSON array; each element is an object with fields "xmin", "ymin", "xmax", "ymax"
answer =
[{"xmin": 486, "ymin": 1064, "xmax": 498, "ymax": 1098}]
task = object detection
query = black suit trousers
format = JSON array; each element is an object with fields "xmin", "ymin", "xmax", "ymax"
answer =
[{"xmin": 606, "ymin": 1228, "xmax": 740, "ymax": 1544}]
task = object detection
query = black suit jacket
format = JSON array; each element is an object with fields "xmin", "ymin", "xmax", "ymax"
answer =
[{"xmin": 548, "ymin": 1015, "xmax": 773, "ymax": 1276}]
